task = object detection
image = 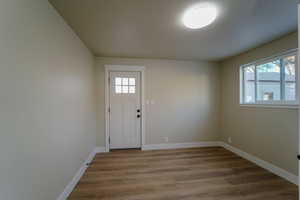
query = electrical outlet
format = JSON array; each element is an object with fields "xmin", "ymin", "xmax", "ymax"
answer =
[
  {"xmin": 228, "ymin": 137, "xmax": 232, "ymax": 144},
  {"xmin": 164, "ymin": 137, "xmax": 169, "ymax": 143}
]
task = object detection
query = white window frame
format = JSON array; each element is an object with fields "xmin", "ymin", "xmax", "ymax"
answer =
[{"xmin": 240, "ymin": 49, "xmax": 299, "ymax": 108}]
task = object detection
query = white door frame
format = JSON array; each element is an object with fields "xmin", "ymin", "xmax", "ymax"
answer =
[{"xmin": 105, "ymin": 65, "xmax": 146, "ymax": 152}]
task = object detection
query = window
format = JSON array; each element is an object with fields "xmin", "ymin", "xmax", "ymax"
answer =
[
  {"xmin": 240, "ymin": 50, "xmax": 298, "ymax": 106},
  {"xmin": 115, "ymin": 77, "xmax": 136, "ymax": 94}
]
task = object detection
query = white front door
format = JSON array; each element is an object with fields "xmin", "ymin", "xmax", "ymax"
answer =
[{"xmin": 109, "ymin": 71, "xmax": 141, "ymax": 149}]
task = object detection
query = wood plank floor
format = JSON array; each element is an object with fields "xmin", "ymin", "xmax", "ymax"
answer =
[{"xmin": 68, "ymin": 147, "xmax": 298, "ymax": 200}]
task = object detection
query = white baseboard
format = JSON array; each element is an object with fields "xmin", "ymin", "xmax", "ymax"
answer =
[
  {"xmin": 143, "ymin": 141, "xmax": 298, "ymax": 185},
  {"xmin": 220, "ymin": 142, "xmax": 298, "ymax": 185},
  {"xmin": 58, "ymin": 142, "xmax": 297, "ymax": 200},
  {"xmin": 94, "ymin": 146, "xmax": 107, "ymax": 153},
  {"xmin": 57, "ymin": 147, "xmax": 106, "ymax": 200},
  {"xmin": 142, "ymin": 141, "xmax": 220, "ymax": 151}
]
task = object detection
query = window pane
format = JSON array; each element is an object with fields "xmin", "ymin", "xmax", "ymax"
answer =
[
  {"xmin": 243, "ymin": 65, "xmax": 255, "ymax": 103},
  {"xmin": 129, "ymin": 78, "xmax": 135, "ymax": 86},
  {"xmin": 122, "ymin": 78, "xmax": 128, "ymax": 85},
  {"xmin": 115, "ymin": 86, "xmax": 122, "ymax": 94},
  {"xmin": 285, "ymin": 83, "xmax": 296, "ymax": 101},
  {"xmin": 115, "ymin": 77, "xmax": 122, "ymax": 85},
  {"xmin": 256, "ymin": 60, "xmax": 281, "ymax": 101},
  {"xmin": 129, "ymin": 86, "xmax": 135, "ymax": 94},
  {"xmin": 122, "ymin": 86, "xmax": 128, "ymax": 93},
  {"xmin": 284, "ymin": 56, "xmax": 296, "ymax": 81},
  {"xmin": 284, "ymin": 56, "xmax": 296, "ymax": 101}
]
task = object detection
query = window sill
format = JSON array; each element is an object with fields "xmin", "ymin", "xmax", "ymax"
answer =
[{"xmin": 239, "ymin": 104, "xmax": 299, "ymax": 109}]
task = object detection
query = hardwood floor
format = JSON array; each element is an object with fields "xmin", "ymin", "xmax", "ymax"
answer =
[{"xmin": 68, "ymin": 147, "xmax": 298, "ymax": 200}]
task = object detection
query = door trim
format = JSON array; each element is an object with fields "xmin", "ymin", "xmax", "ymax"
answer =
[{"xmin": 105, "ymin": 65, "xmax": 146, "ymax": 152}]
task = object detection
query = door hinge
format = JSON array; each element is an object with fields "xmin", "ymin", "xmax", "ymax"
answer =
[
  {"xmin": 109, "ymin": 137, "xmax": 111, "ymax": 144},
  {"xmin": 108, "ymin": 107, "xmax": 110, "ymax": 113}
]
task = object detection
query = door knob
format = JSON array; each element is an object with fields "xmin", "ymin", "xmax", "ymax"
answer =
[
  {"xmin": 137, "ymin": 114, "xmax": 141, "ymax": 118},
  {"xmin": 137, "ymin": 109, "xmax": 140, "ymax": 113}
]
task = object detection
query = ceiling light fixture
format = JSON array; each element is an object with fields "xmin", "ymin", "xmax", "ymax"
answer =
[{"xmin": 182, "ymin": 3, "xmax": 217, "ymax": 29}]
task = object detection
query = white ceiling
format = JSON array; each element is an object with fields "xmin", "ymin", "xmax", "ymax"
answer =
[{"xmin": 49, "ymin": 0, "xmax": 299, "ymax": 61}]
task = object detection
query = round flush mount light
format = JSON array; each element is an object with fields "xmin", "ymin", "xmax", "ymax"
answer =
[{"xmin": 182, "ymin": 3, "xmax": 217, "ymax": 29}]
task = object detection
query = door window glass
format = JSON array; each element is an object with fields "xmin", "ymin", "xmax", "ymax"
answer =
[{"xmin": 115, "ymin": 77, "xmax": 136, "ymax": 94}]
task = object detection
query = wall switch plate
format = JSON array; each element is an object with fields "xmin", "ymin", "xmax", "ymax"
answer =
[
  {"xmin": 228, "ymin": 137, "xmax": 232, "ymax": 144},
  {"xmin": 164, "ymin": 137, "xmax": 169, "ymax": 143}
]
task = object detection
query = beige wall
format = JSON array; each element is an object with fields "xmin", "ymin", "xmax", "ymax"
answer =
[
  {"xmin": 96, "ymin": 58, "xmax": 220, "ymax": 146},
  {"xmin": 220, "ymin": 32, "xmax": 298, "ymax": 175},
  {"xmin": 0, "ymin": 0, "xmax": 97, "ymax": 200},
  {"xmin": 0, "ymin": 1, "xmax": 297, "ymax": 199}
]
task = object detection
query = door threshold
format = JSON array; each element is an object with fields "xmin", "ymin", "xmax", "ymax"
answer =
[{"xmin": 110, "ymin": 148, "xmax": 142, "ymax": 152}]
